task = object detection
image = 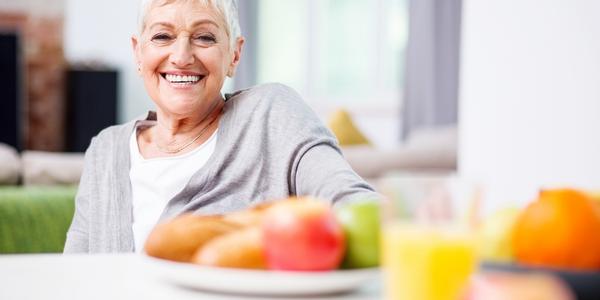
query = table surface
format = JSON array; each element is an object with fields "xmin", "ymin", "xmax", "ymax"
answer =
[{"xmin": 0, "ymin": 254, "xmax": 380, "ymax": 300}]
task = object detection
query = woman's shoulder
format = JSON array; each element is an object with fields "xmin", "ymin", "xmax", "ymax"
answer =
[
  {"xmin": 255, "ymin": 82, "xmax": 302, "ymax": 99},
  {"xmin": 230, "ymin": 82, "xmax": 300, "ymax": 98},
  {"xmin": 227, "ymin": 82, "xmax": 312, "ymax": 116},
  {"xmin": 97, "ymin": 121, "xmax": 135, "ymax": 141},
  {"xmin": 85, "ymin": 119, "xmax": 137, "ymax": 152},
  {"xmin": 225, "ymin": 83, "xmax": 331, "ymax": 138}
]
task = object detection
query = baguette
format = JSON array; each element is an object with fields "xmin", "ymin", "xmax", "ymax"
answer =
[
  {"xmin": 145, "ymin": 214, "xmax": 240, "ymax": 262},
  {"xmin": 223, "ymin": 202, "xmax": 274, "ymax": 227}
]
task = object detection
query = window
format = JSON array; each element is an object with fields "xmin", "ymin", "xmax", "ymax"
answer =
[{"xmin": 256, "ymin": 0, "xmax": 408, "ymax": 116}]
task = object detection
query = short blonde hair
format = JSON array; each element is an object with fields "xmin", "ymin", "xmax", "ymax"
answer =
[{"xmin": 138, "ymin": 0, "xmax": 241, "ymax": 49}]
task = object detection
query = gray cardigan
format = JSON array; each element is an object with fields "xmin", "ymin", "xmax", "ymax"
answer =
[{"xmin": 64, "ymin": 83, "xmax": 378, "ymax": 253}]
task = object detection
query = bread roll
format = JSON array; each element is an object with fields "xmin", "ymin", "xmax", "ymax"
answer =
[
  {"xmin": 144, "ymin": 214, "xmax": 240, "ymax": 262},
  {"xmin": 192, "ymin": 226, "xmax": 267, "ymax": 269},
  {"xmin": 223, "ymin": 202, "xmax": 274, "ymax": 227}
]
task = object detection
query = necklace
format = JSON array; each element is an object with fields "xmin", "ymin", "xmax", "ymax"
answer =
[{"xmin": 154, "ymin": 106, "xmax": 221, "ymax": 154}]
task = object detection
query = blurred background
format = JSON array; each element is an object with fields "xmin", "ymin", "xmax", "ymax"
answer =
[
  {"xmin": 2, "ymin": 4, "xmax": 600, "ymax": 298},
  {"xmin": 0, "ymin": 0, "xmax": 599, "ymax": 213}
]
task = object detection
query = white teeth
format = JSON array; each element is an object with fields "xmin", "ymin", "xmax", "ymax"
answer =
[{"xmin": 165, "ymin": 74, "xmax": 201, "ymax": 83}]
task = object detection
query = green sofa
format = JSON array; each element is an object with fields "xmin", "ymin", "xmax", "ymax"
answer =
[{"xmin": 0, "ymin": 186, "xmax": 77, "ymax": 253}]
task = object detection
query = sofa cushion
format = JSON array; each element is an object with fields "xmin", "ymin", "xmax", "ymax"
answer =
[
  {"xmin": 0, "ymin": 186, "xmax": 77, "ymax": 253},
  {"xmin": 21, "ymin": 151, "xmax": 85, "ymax": 186},
  {"xmin": 341, "ymin": 125, "xmax": 457, "ymax": 179},
  {"xmin": 397, "ymin": 125, "xmax": 457, "ymax": 170},
  {"xmin": 0, "ymin": 143, "xmax": 20, "ymax": 185},
  {"xmin": 328, "ymin": 109, "xmax": 371, "ymax": 146}
]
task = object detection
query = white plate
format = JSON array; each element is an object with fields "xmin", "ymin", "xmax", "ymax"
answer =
[{"xmin": 143, "ymin": 256, "xmax": 380, "ymax": 296}]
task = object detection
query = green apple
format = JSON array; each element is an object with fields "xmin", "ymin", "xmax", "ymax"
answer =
[
  {"xmin": 478, "ymin": 207, "xmax": 521, "ymax": 263},
  {"xmin": 335, "ymin": 200, "xmax": 380, "ymax": 268}
]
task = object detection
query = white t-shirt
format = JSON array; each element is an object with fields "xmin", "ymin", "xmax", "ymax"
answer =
[{"xmin": 129, "ymin": 128, "xmax": 217, "ymax": 253}]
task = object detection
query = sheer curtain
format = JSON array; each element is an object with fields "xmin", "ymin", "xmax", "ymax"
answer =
[{"xmin": 401, "ymin": 0, "xmax": 462, "ymax": 139}]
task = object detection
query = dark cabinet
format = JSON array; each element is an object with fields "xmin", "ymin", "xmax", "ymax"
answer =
[{"xmin": 66, "ymin": 69, "xmax": 118, "ymax": 152}]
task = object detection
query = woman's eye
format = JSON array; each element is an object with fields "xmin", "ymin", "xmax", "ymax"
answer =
[
  {"xmin": 151, "ymin": 33, "xmax": 172, "ymax": 42},
  {"xmin": 194, "ymin": 34, "xmax": 217, "ymax": 44}
]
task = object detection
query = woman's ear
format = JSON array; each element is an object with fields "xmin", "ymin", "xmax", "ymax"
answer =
[
  {"xmin": 227, "ymin": 37, "xmax": 245, "ymax": 77},
  {"xmin": 131, "ymin": 35, "xmax": 142, "ymax": 74}
]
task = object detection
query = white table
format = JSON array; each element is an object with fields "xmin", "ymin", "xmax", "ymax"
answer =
[{"xmin": 0, "ymin": 254, "xmax": 380, "ymax": 300}]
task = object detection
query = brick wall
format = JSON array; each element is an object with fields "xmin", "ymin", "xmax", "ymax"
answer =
[{"xmin": 0, "ymin": 12, "xmax": 66, "ymax": 151}]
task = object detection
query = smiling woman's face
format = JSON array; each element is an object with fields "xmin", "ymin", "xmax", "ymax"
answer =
[{"xmin": 133, "ymin": 0, "xmax": 242, "ymax": 117}]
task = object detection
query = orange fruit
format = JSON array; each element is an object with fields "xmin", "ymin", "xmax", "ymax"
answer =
[
  {"xmin": 512, "ymin": 188, "xmax": 600, "ymax": 271},
  {"xmin": 589, "ymin": 192, "xmax": 600, "ymax": 210}
]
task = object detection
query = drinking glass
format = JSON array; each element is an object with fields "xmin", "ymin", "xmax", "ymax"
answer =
[{"xmin": 378, "ymin": 175, "xmax": 480, "ymax": 300}]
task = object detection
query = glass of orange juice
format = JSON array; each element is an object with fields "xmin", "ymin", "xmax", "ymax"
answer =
[{"xmin": 378, "ymin": 175, "xmax": 479, "ymax": 300}]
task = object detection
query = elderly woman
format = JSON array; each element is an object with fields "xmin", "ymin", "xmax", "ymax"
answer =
[{"xmin": 64, "ymin": 0, "xmax": 378, "ymax": 253}]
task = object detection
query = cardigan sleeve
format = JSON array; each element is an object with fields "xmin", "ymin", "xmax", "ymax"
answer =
[
  {"xmin": 63, "ymin": 137, "xmax": 98, "ymax": 253},
  {"xmin": 294, "ymin": 142, "xmax": 381, "ymax": 206},
  {"xmin": 251, "ymin": 83, "xmax": 380, "ymax": 205}
]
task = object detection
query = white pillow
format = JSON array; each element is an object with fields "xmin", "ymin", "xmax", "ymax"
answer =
[
  {"xmin": 0, "ymin": 143, "xmax": 20, "ymax": 184},
  {"xmin": 21, "ymin": 151, "xmax": 85, "ymax": 186}
]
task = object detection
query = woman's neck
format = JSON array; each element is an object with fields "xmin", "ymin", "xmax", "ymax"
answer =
[
  {"xmin": 149, "ymin": 99, "xmax": 224, "ymax": 155},
  {"xmin": 157, "ymin": 98, "xmax": 222, "ymax": 134}
]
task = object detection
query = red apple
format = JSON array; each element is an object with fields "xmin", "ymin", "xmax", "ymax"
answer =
[{"xmin": 262, "ymin": 198, "xmax": 346, "ymax": 271}]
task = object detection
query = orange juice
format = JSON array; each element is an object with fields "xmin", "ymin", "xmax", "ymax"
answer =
[{"xmin": 382, "ymin": 222, "xmax": 477, "ymax": 300}]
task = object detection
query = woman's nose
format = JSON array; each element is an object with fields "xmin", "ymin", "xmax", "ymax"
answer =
[{"xmin": 169, "ymin": 36, "xmax": 194, "ymax": 67}]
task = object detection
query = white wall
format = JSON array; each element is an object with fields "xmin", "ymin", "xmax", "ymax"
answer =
[
  {"xmin": 459, "ymin": 0, "xmax": 600, "ymax": 214},
  {"xmin": 64, "ymin": 0, "xmax": 151, "ymax": 123},
  {"xmin": 0, "ymin": 0, "xmax": 63, "ymax": 16}
]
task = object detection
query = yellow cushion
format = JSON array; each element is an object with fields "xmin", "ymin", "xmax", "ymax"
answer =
[{"xmin": 327, "ymin": 109, "xmax": 371, "ymax": 146}]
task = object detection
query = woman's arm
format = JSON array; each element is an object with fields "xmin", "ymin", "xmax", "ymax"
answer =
[
  {"xmin": 294, "ymin": 143, "xmax": 381, "ymax": 206},
  {"xmin": 63, "ymin": 138, "xmax": 98, "ymax": 253}
]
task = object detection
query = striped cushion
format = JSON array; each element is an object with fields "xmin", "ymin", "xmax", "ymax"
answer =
[{"xmin": 0, "ymin": 186, "xmax": 77, "ymax": 253}]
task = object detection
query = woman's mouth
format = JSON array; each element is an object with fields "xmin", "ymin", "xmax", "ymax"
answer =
[{"xmin": 161, "ymin": 73, "xmax": 204, "ymax": 85}]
